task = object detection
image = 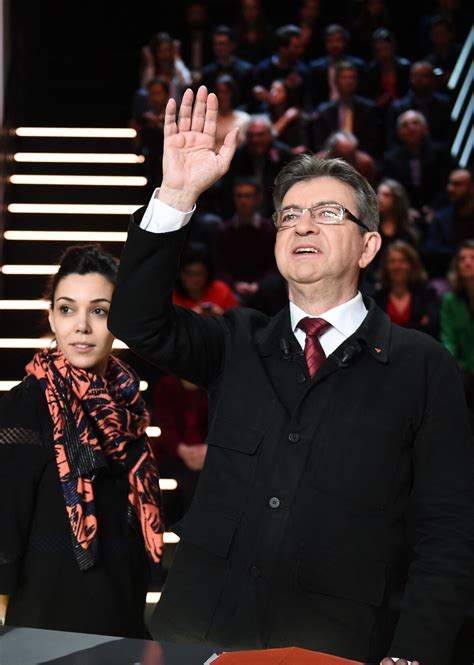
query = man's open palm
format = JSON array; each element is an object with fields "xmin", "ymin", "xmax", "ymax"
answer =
[{"xmin": 162, "ymin": 86, "xmax": 239, "ymax": 199}]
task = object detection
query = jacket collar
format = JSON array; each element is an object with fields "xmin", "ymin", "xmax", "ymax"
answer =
[{"xmin": 254, "ymin": 297, "xmax": 391, "ymax": 363}]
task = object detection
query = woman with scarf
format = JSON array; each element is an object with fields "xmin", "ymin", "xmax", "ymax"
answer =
[{"xmin": 0, "ymin": 245, "xmax": 163, "ymax": 638}]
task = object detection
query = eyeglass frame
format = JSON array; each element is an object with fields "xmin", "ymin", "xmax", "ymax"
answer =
[{"xmin": 272, "ymin": 201, "xmax": 371, "ymax": 232}]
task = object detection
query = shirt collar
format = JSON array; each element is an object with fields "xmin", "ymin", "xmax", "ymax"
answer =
[{"xmin": 290, "ymin": 291, "xmax": 367, "ymax": 337}]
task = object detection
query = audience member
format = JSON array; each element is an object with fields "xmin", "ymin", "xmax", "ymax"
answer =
[
  {"xmin": 419, "ymin": 0, "xmax": 473, "ymax": 55},
  {"xmin": 366, "ymin": 28, "xmax": 411, "ymax": 115},
  {"xmin": 139, "ymin": 32, "xmax": 191, "ymax": 101},
  {"xmin": 308, "ymin": 23, "xmax": 366, "ymax": 106},
  {"xmin": 252, "ymin": 24, "xmax": 309, "ymax": 110},
  {"xmin": 265, "ymin": 79, "xmax": 310, "ymax": 153},
  {"xmin": 315, "ymin": 131, "xmax": 377, "ymax": 185},
  {"xmin": 214, "ymin": 74, "xmax": 250, "ymax": 152},
  {"xmin": 311, "ymin": 60, "xmax": 381, "ymax": 156},
  {"xmin": 423, "ymin": 168, "xmax": 474, "ymax": 278},
  {"xmin": 380, "ymin": 109, "xmax": 452, "ymax": 211},
  {"xmin": 215, "ymin": 177, "xmax": 277, "ymax": 302},
  {"xmin": 200, "ymin": 26, "xmax": 254, "ymax": 105},
  {"xmin": 440, "ymin": 240, "xmax": 474, "ymax": 411},
  {"xmin": 173, "ymin": 241, "xmax": 238, "ymax": 314},
  {"xmin": 351, "ymin": 0, "xmax": 392, "ymax": 61},
  {"xmin": 295, "ymin": 0, "xmax": 325, "ymax": 62},
  {"xmin": 227, "ymin": 114, "xmax": 293, "ymax": 217},
  {"xmin": 234, "ymin": 0, "xmax": 274, "ymax": 65},
  {"xmin": 153, "ymin": 375, "xmax": 208, "ymax": 525},
  {"xmin": 376, "ymin": 178, "xmax": 420, "ymax": 247},
  {"xmin": 374, "ymin": 240, "xmax": 440, "ymax": 337},
  {"xmin": 424, "ymin": 14, "xmax": 462, "ymax": 92},
  {"xmin": 177, "ymin": 1, "xmax": 214, "ymax": 85},
  {"xmin": 386, "ymin": 61, "xmax": 451, "ymax": 148},
  {"xmin": 130, "ymin": 78, "xmax": 168, "ymax": 197}
]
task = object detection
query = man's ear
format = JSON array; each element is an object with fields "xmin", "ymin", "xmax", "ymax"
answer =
[{"xmin": 359, "ymin": 232, "xmax": 382, "ymax": 269}]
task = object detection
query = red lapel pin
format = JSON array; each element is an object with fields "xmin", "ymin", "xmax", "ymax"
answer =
[{"xmin": 374, "ymin": 347, "xmax": 382, "ymax": 353}]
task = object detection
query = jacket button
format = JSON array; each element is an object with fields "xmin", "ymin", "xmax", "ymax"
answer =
[
  {"xmin": 249, "ymin": 565, "xmax": 262, "ymax": 578},
  {"xmin": 269, "ymin": 496, "xmax": 280, "ymax": 509},
  {"xmin": 288, "ymin": 432, "xmax": 300, "ymax": 443},
  {"xmin": 297, "ymin": 373, "xmax": 306, "ymax": 383}
]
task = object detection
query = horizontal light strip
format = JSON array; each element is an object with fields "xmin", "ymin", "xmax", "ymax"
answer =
[
  {"xmin": 8, "ymin": 203, "xmax": 141, "ymax": 215},
  {"xmin": 0, "ymin": 378, "xmax": 150, "ymax": 392},
  {"xmin": 163, "ymin": 532, "xmax": 180, "ymax": 544},
  {"xmin": 0, "ymin": 299, "xmax": 49, "ymax": 308},
  {"xmin": 10, "ymin": 174, "xmax": 147, "ymax": 187},
  {"xmin": 159, "ymin": 478, "xmax": 178, "ymax": 491},
  {"xmin": 146, "ymin": 426, "xmax": 161, "ymax": 438},
  {"xmin": 16, "ymin": 127, "xmax": 137, "ymax": 138},
  {"xmin": 14, "ymin": 152, "xmax": 145, "ymax": 164},
  {"xmin": 0, "ymin": 338, "xmax": 127, "ymax": 349},
  {"xmin": 4, "ymin": 231, "xmax": 127, "ymax": 242},
  {"xmin": 1, "ymin": 265, "xmax": 59, "ymax": 275},
  {"xmin": 146, "ymin": 592, "xmax": 161, "ymax": 604}
]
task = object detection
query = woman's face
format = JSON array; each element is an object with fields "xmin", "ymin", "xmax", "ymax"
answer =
[
  {"xmin": 458, "ymin": 248, "xmax": 474, "ymax": 280},
  {"xmin": 216, "ymin": 82, "xmax": 233, "ymax": 109},
  {"xmin": 377, "ymin": 184, "xmax": 394, "ymax": 214},
  {"xmin": 180, "ymin": 262, "xmax": 208, "ymax": 299},
  {"xmin": 48, "ymin": 272, "xmax": 115, "ymax": 376},
  {"xmin": 386, "ymin": 249, "xmax": 411, "ymax": 285},
  {"xmin": 269, "ymin": 81, "xmax": 287, "ymax": 106}
]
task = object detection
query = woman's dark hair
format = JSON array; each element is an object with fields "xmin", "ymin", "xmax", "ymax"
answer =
[
  {"xmin": 216, "ymin": 73, "xmax": 240, "ymax": 107},
  {"xmin": 377, "ymin": 178, "xmax": 411, "ymax": 233},
  {"xmin": 378, "ymin": 240, "xmax": 427, "ymax": 289},
  {"xmin": 449, "ymin": 239, "xmax": 474, "ymax": 300},
  {"xmin": 47, "ymin": 244, "xmax": 119, "ymax": 303},
  {"xmin": 175, "ymin": 241, "xmax": 214, "ymax": 298},
  {"xmin": 147, "ymin": 77, "xmax": 170, "ymax": 95}
]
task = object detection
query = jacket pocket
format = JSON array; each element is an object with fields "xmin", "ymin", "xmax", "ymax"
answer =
[
  {"xmin": 297, "ymin": 545, "xmax": 387, "ymax": 607},
  {"xmin": 207, "ymin": 424, "xmax": 264, "ymax": 455}
]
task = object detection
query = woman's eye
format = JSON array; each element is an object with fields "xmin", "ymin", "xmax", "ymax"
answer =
[
  {"xmin": 59, "ymin": 305, "xmax": 72, "ymax": 314},
  {"xmin": 93, "ymin": 307, "xmax": 108, "ymax": 316}
]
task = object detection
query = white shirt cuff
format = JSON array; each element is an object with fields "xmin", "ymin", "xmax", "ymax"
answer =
[{"xmin": 139, "ymin": 187, "xmax": 196, "ymax": 233}]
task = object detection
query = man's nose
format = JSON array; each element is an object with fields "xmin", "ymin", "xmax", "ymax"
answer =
[{"xmin": 295, "ymin": 209, "xmax": 319, "ymax": 234}]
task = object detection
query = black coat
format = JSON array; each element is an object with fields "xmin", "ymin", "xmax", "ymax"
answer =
[
  {"xmin": 109, "ymin": 214, "xmax": 474, "ymax": 665},
  {"xmin": 0, "ymin": 377, "xmax": 151, "ymax": 638},
  {"xmin": 373, "ymin": 285, "xmax": 440, "ymax": 339}
]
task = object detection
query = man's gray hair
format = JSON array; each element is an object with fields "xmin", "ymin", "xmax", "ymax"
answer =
[{"xmin": 272, "ymin": 154, "xmax": 379, "ymax": 232}]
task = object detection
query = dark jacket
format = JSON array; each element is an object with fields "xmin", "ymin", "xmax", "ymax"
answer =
[
  {"xmin": 0, "ymin": 377, "xmax": 150, "ymax": 638},
  {"xmin": 311, "ymin": 95, "xmax": 381, "ymax": 156},
  {"xmin": 386, "ymin": 90, "xmax": 452, "ymax": 148},
  {"xmin": 109, "ymin": 214, "xmax": 474, "ymax": 665},
  {"xmin": 373, "ymin": 285, "xmax": 440, "ymax": 339},
  {"xmin": 365, "ymin": 56, "xmax": 411, "ymax": 103},
  {"xmin": 308, "ymin": 55, "xmax": 367, "ymax": 106}
]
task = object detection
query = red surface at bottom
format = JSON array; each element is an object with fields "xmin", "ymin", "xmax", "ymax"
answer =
[{"xmin": 215, "ymin": 646, "xmax": 363, "ymax": 664}]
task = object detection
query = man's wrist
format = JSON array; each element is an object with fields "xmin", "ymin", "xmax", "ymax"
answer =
[{"xmin": 158, "ymin": 184, "xmax": 198, "ymax": 212}]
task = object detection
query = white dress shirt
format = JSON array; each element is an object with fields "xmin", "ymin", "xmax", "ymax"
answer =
[{"xmin": 138, "ymin": 190, "xmax": 409, "ymax": 665}]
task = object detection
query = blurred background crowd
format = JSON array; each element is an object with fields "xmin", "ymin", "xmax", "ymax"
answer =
[{"xmin": 120, "ymin": 0, "xmax": 474, "ymax": 524}]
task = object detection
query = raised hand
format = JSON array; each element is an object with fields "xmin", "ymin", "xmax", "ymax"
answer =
[{"xmin": 159, "ymin": 86, "xmax": 239, "ymax": 211}]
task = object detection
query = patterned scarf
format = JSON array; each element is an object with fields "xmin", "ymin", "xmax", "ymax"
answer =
[{"xmin": 26, "ymin": 348, "xmax": 163, "ymax": 571}]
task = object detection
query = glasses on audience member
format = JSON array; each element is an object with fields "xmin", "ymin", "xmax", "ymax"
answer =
[{"xmin": 272, "ymin": 201, "xmax": 370, "ymax": 232}]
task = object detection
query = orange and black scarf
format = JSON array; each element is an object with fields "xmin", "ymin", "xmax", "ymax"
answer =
[{"xmin": 26, "ymin": 348, "xmax": 163, "ymax": 571}]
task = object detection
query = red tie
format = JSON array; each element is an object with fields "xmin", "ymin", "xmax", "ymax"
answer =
[{"xmin": 298, "ymin": 317, "xmax": 332, "ymax": 378}]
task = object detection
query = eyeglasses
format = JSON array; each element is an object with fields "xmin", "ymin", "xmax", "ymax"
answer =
[{"xmin": 272, "ymin": 201, "xmax": 370, "ymax": 232}]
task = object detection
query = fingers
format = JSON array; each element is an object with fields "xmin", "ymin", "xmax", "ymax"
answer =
[
  {"xmin": 163, "ymin": 98, "xmax": 177, "ymax": 138},
  {"xmin": 202, "ymin": 92, "xmax": 218, "ymax": 137},
  {"xmin": 177, "ymin": 88, "xmax": 194, "ymax": 132},
  {"xmin": 217, "ymin": 126, "xmax": 239, "ymax": 172},
  {"xmin": 191, "ymin": 85, "xmax": 208, "ymax": 133}
]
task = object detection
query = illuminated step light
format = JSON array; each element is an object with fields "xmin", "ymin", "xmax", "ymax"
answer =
[
  {"xmin": 0, "ymin": 299, "xmax": 49, "ymax": 308},
  {"xmin": 0, "ymin": 338, "xmax": 127, "ymax": 349},
  {"xmin": 0, "ymin": 264, "xmax": 59, "ymax": 275},
  {"xmin": 146, "ymin": 426, "xmax": 161, "ymax": 438},
  {"xmin": 0, "ymin": 378, "xmax": 152, "ymax": 392},
  {"xmin": 16, "ymin": 127, "xmax": 137, "ymax": 138},
  {"xmin": 10, "ymin": 174, "xmax": 147, "ymax": 187},
  {"xmin": 14, "ymin": 152, "xmax": 145, "ymax": 164},
  {"xmin": 8, "ymin": 203, "xmax": 141, "ymax": 215},
  {"xmin": 4, "ymin": 231, "xmax": 127, "ymax": 242},
  {"xmin": 163, "ymin": 532, "xmax": 180, "ymax": 544},
  {"xmin": 146, "ymin": 592, "xmax": 161, "ymax": 604},
  {"xmin": 159, "ymin": 479, "xmax": 178, "ymax": 491}
]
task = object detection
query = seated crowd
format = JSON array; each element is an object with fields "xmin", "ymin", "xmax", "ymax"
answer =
[{"xmin": 129, "ymin": 0, "xmax": 473, "ymax": 523}]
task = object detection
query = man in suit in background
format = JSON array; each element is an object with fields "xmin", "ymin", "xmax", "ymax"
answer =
[{"xmin": 109, "ymin": 87, "xmax": 474, "ymax": 665}]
